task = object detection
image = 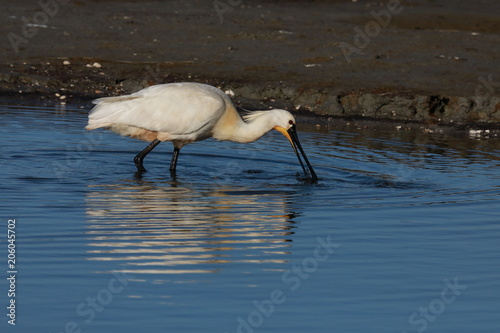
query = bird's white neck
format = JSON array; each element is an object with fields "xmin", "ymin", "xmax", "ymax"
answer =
[
  {"xmin": 213, "ymin": 109, "xmax": 277, "ymax": 143},
  {"xmin": 238, "ymin": 112, "xmax": 278, "ymax": 143}
]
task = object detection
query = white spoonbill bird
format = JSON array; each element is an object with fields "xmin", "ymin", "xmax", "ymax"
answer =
[{"xmin": 86, "ymin": 82, "xmax": 318, "ymax": 182}]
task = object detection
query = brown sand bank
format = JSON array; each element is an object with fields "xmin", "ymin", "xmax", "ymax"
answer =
[{"xmin": 1, "ymin": 0, "xmax": 500, "ymax": 126}]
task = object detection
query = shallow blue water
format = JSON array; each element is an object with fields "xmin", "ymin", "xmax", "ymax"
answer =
[{"xmin": 1, "ymin": 101, "xmax": 499, "ymax": 333}]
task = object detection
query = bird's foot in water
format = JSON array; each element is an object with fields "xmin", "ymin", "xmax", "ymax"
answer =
[
  {"xmin": 134, "ymin": 156, "xmax": 147, "ymax": 172},
  {"xmin": 134, "ymin": 159, "xmax": 147, "ymax": 178},
  {"xmin": 169, "ymin": 169, "xmax": 178, "ymax": 182},
  {"xmin": 296, "ymin": 172, "xmax": 318, "ymax": 184},
  {"xmin": 134, "ymin": 168, "xmax": 146, "ymax": 179}
]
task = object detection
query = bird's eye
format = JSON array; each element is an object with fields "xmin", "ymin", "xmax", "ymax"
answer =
[{"xmin": 288, "ymin": 120, "xmax": 294, "ymax": 125}]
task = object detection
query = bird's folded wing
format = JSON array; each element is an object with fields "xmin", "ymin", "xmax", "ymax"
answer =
[{"xmin": 86, "ymin": 84, "xmax": 227, "ymax": 135}]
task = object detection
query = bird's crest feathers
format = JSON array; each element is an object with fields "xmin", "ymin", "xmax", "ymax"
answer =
[{"xmin": 242, "ymin": 110, "xmax": 269, "ymax": 123}]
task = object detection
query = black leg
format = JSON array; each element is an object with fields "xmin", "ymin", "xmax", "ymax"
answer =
[
  {"xmin": 134, "ymin": 139, "xmax": 161, "ymax": 173},
  {"xmin": 169, "ymin": 147, "xmax": 181, "ymax": 172}
]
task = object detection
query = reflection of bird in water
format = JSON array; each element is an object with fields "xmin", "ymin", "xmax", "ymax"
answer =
[
  {"xmin": 85, "ymin": 181, "xmax": 296, "ymax": 274},
  {"xmin": 86, "ymin": 82, "xmax": 317, "ymax": 181}
]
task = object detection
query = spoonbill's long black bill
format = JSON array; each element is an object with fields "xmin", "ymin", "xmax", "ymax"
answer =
[{"xmin": 287, "ymin": 125, "xmax": 318, "ymax": 183}]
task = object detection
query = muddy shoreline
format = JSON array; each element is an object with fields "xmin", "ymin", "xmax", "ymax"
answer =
[{"xmin": 1, "ymin": 0, "xmax": 500, "ymax": 127}]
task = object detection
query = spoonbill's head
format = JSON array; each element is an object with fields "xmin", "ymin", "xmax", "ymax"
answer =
[
  {"xmin": 268, "ymin": 109, "xmax": 296, "ymax": 131},
  {"xmin": 271, "ymin": 109, "xmax": 318, "ymax": 183}
]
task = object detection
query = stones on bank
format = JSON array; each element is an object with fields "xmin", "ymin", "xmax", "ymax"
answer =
[
  {"xmin": 1, "ymin": 68, "xmax": 499, "ymax": 126},
  {"xmin": 228, "ymin": 83, "xmax": 500, "ymax": 126}
]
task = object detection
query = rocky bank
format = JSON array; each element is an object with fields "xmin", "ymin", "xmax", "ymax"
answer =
[{"xmin": 1, "ymin": 0, "xmax": 500, "ymax": 127}]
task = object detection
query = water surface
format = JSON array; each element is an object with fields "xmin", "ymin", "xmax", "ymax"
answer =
[{"xmin": 1, "ymin": 100, "xmax": 499, "ymax": 333}]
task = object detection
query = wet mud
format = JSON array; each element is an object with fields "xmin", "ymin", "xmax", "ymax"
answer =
[{"xmin": 1, "ymin": 0, "xmax": 499, "ymax": 126}]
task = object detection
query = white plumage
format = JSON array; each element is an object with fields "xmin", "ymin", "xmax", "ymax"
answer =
[
  {"xmin": 86, "ymin": 82, "xmax": 317, "ymax": 182},
  {"xmin": 88, "ymin": 83, "xmax": 227, "ymax": 141}
]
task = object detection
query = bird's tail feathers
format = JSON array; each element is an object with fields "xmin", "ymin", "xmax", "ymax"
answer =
[
  {"xmin": 86, "ymin": 95, "xmax": 139, "ymax": 130},
  {"xmin": 92, "ymin": 95, "xmax": 138, "ymax": 105}
]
